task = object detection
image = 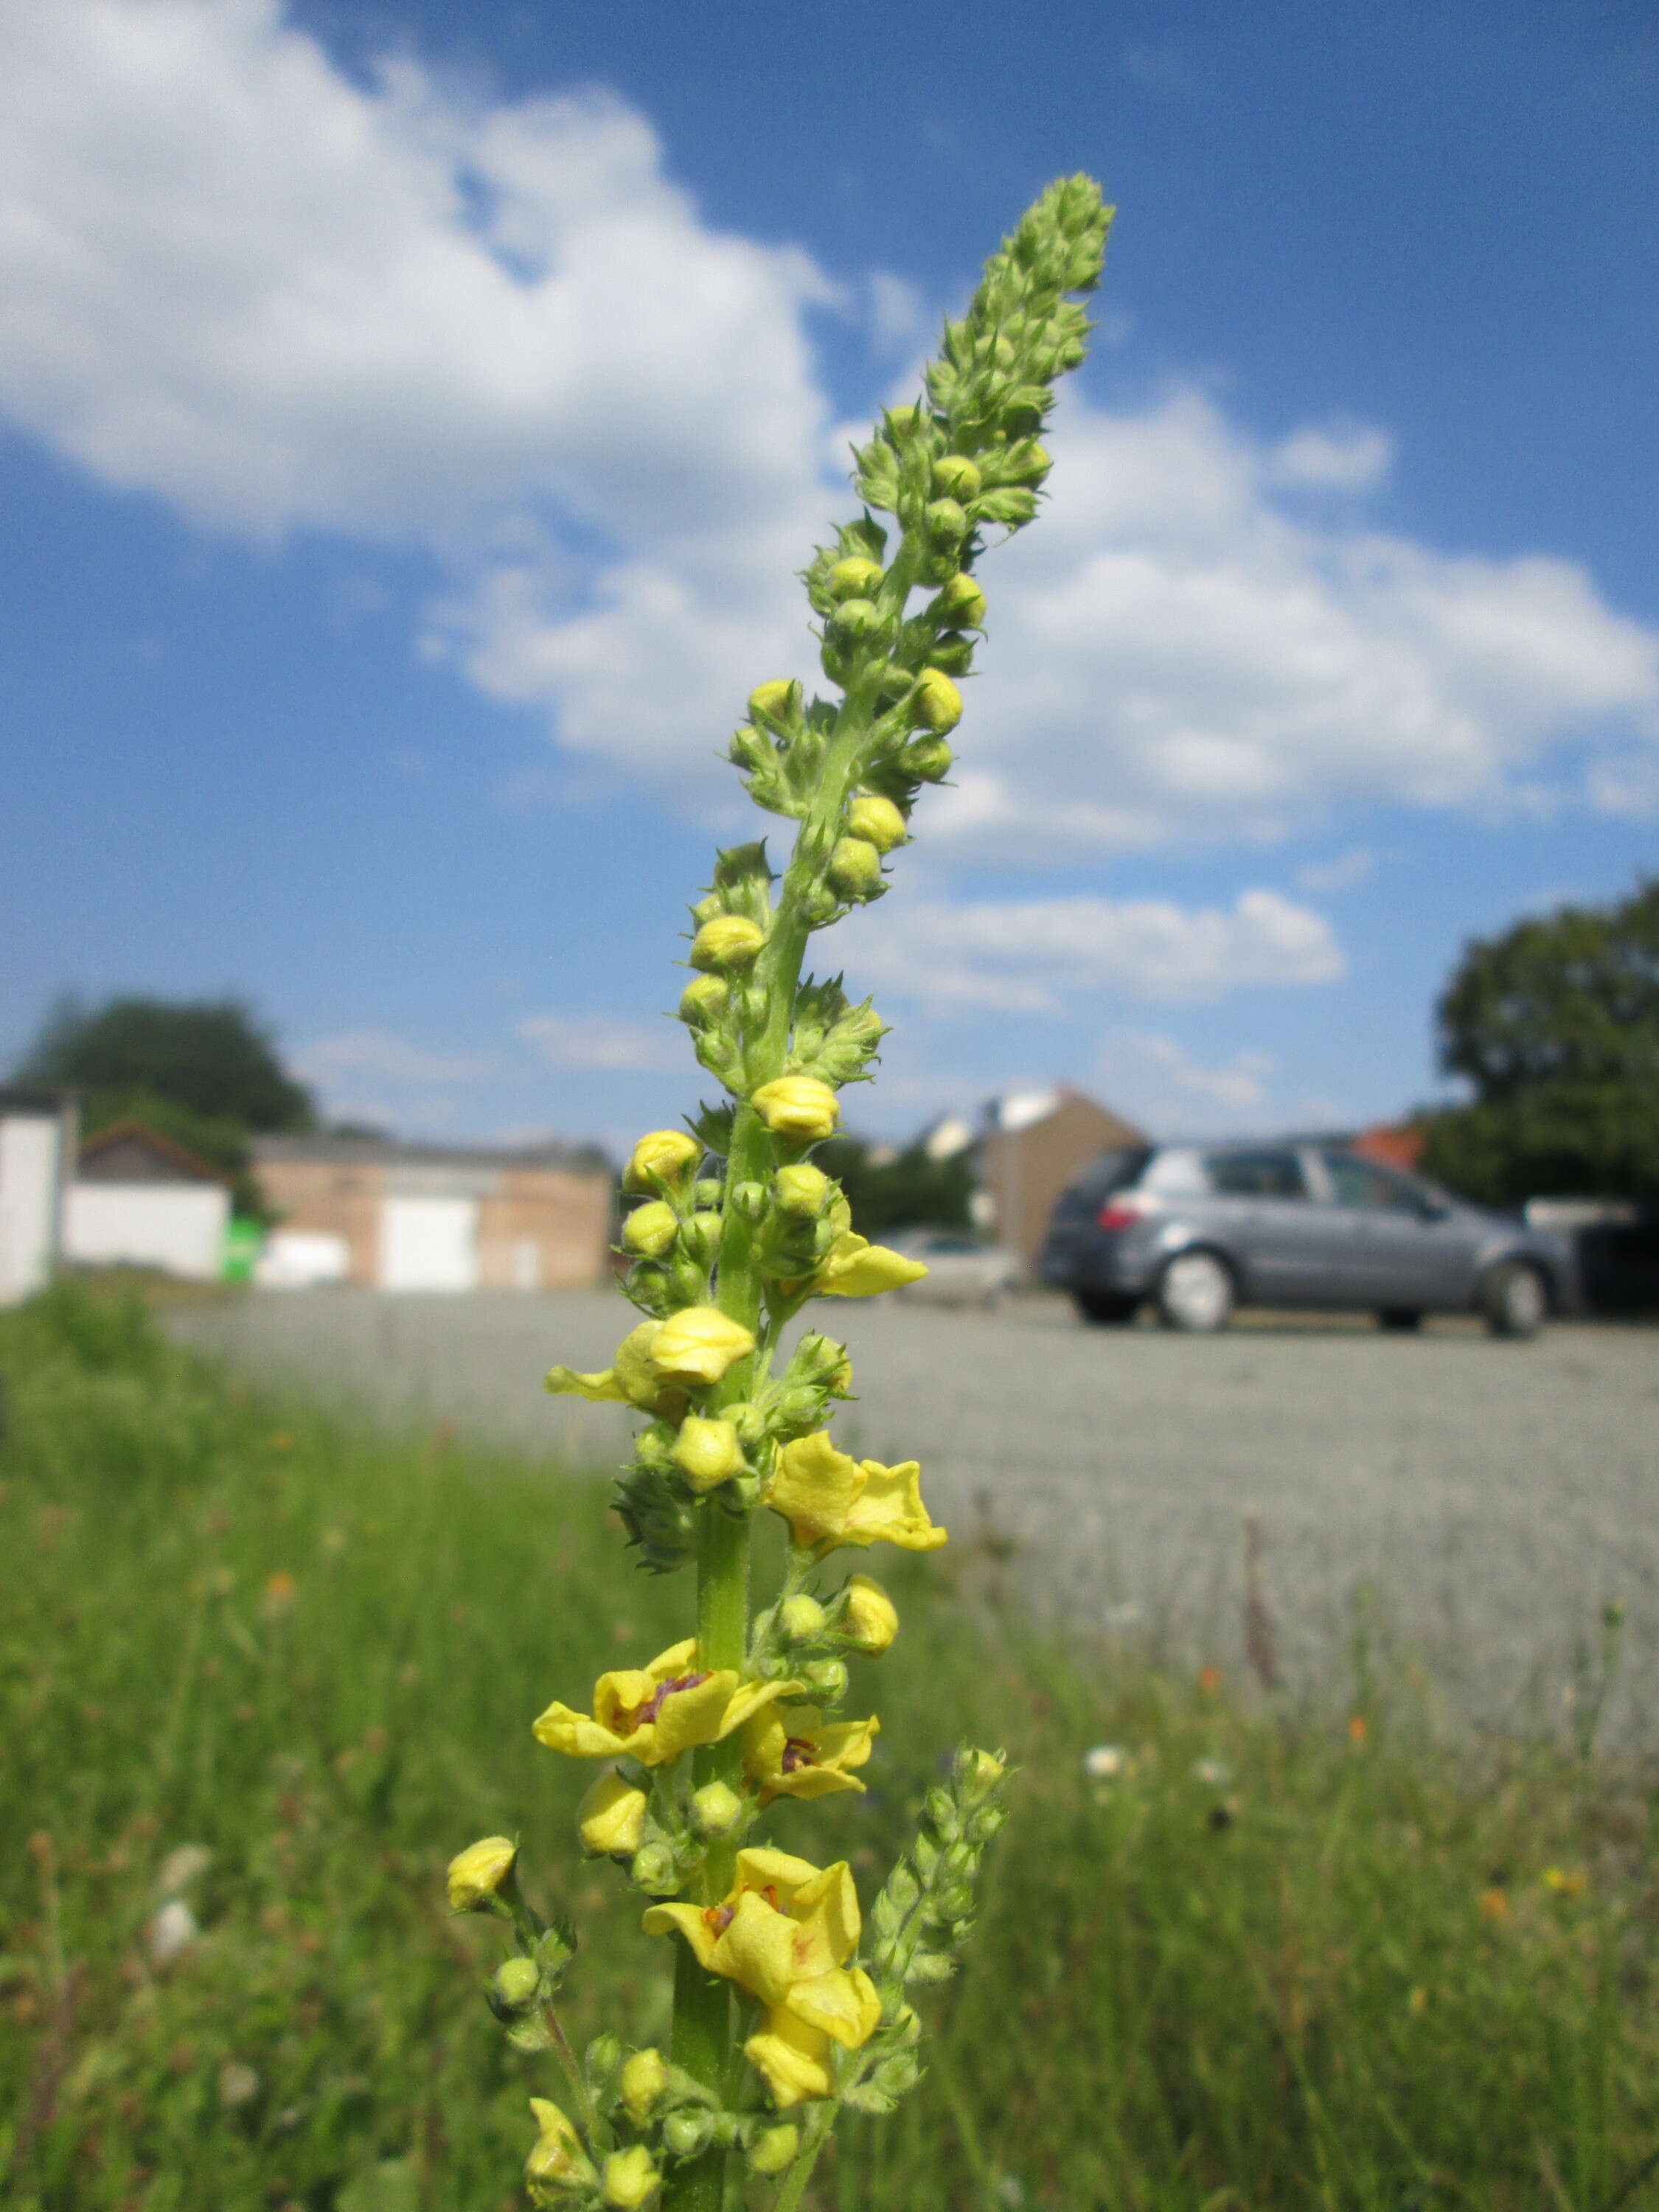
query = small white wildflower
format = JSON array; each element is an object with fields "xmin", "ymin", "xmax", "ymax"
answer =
[
  {"xmin": 154, "ymin": 1844, "xmax": 212, "ymax": 1897},
  {"xmin": 218, "ymin": 2062, "xmax": 260, "ymax": 2109},
  {"xmin": 1190, "ymin": 1758, "xmax": 1232, "ymax": 1789},
  {"xmin": 1083, "ymin": 1745, "xmax": 1127, "ymax": 1780},
  {"xmin": 147, "ymin": 1899, "xmax": 199, "ymax": 1965}
]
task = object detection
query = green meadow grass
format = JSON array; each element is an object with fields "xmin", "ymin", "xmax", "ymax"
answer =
[{"xmin": 1, "ymin": 1284, "xmax": 1655, "ymax": 2212}]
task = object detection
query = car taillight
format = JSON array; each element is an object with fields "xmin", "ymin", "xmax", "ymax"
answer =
[{"xmin": 1096, "ymin": 1194, "xmax": 1157, "ymax": 1231}]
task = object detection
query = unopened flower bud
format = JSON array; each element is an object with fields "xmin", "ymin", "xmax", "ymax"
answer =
[
  {"xmin": 670, "ymin": 1416, "xmax": 746, "ymax": 1494},
  {"xmin": 678, "ymin": 973, "xmax": 729, "ymax": 1026},
  {"xmin": 827, "ymin": 837, "xmax": 883, "ymax": 898},
  {"xmin": 650, "ymin": 1307, "xmax": 755, "ymax": 1388},
  {"xmin": 798, "ymin": 1657, "xmax": 848, "ymax": 1703},
  {"xmin": 602, "ymin": 2145, "xmax": 660, "ymax": 2208},
  {"xmin": 526, "ymin": 2099, "xmax": 594, "ymax": 2194},
  {"xmin": 692, "ymin": 1178, "xmax": 723, "ymax": 1207},
  {"xmin": 910, "ymin": 668, "xmax": 963, "ymax": 732},
  {"xmin": 934, "ymin": 572, "xmax": 986, "ymax": 627},
  {"xmin": 924, "ymin": 497, "xmax": 968, "ymax": 546},
  {"xmin": 577, "ymin": 1773, "xmax": 648, "ymax": 1859},
  {"xmin": 731, "ymin": 1180, "xmax": 767, "ymax": 1223},
  {"xmin": 846, "ymin": 794, "xmax": 907, "ymax": 852},
  {"xmin": 839, "ymin": 1574, "xmax": 899, "ymax": 1654},
  {"xmin": 936, "ymin": 1882, "xmax": 974, "ymax": 1921},
  {"xmin": 682, "ymin": 1211, "xmax": 723, "ymax": 1264},
  {"xmin": 885, "ymin": 403, "xmax": 922, "ymax": 439},
  {"xmin": 491, "ymin": 1955, "xmax": 541, "ymax": 2015},
  {"xmin": 624, "ymin": 1130, "xmax": 701, "ymax": 1197},
  {"xmin": 446, "ymin": 1835, "xmax": 518, "ymax": 1913},
  {"xmin": 662, "ymin": 2110, "xmax": 715, "ymax": 2160},
  {"xmin": 955, "ymin": 1747, "xmax": 1006, "ymax": 1801},
  {"xmin": 620, "ymin": 2047, "xmax": 669, "ymax": 2126},
  {"xmin": 902, "ymin": 734, "xmax": 954, "ymax": 782},
  {"xmin": 690, "ymin": 893, "xmax": 725, "ymax": 925},
  {"xmin": 827, "ymin": 555, "xmax": 883, "ymax": 600},
  {"xmin": 751, "ymin": 1077, "xmax": 839, "ymax": 1143},
  {"xmin": 774, "ymin": 1164, "xmax": 831, "ymax": 1217},
  {"xmin": 726, "ymin": 1399, "xmax": 765, "ymax": 1445},
  {"xmin": 776, "ymin": 1593, "xmax": 827, "ymax": 1644},
  {"xmin": 828, "ymin": 597, "xmax": 883, "ymax": 643},
  {"xmin": 690, "ymin": 1780, "xmax": 746, "ymax": 1839},
  {"xmin": 932, "ymin": 455, "xmax": 981, "ymax": 501},
  {"xmin": 748, "ymin": 679, "xmax": 801, "ymax": 732},
  {"xmin": 622, "ymin": 1201, "xmax": 678, "ymax": 1259},
  {"xmin": 690, "ymin": 915, "xmax": 766, "ymax": 970},
  {"xmin": 630, "ymin": 1842, "xmax": 679, "ymax": 1893},
  {"xmin": 747, "ymin": 2126, "xmax": 799, "ymax": 2176}
]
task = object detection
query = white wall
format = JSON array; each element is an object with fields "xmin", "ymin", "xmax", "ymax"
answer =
[
  {"xmin": 379, "ymin": 1195, "xmax": 479, "ymax": 1291},
  {"xmin": 64, "ymin": 1182, "xmax": 229, "ymax": 1280},
  {"xmin": 0, "ymin": 1112, "xmax": 66, "ymax": 1305}
]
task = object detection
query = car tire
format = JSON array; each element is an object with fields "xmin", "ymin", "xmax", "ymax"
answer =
[
  {"xmin": 1378, "ymin": 1308, "xmax": 1425, "ymax": 1332},
  {"xmin": 1155, "ymin": 1250, "xmax": 1234, "ymax": 1333},
  {"xmin": 1480, "ymin": 1259, "xmax": 1547, "ymax": 1340},
  {"xmin": 1074, "ymin": 1290, "xmax": 1138, "ymax": 1326}
]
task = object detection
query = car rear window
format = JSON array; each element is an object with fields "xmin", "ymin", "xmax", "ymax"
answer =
[
  {"xmin": 1062, "ymin": 1146, "xmax": 1153, "ymax": 1203},
  {"xmin": 1203, "ymin": 1150, "xmax": 1307, "ymax": 1199}
]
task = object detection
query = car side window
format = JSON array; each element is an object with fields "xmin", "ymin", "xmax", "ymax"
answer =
[
  {"xmin": 1203, "ymin": 1150, "xmax": 1307, "ymax": 1200},
  {"xmin": 1322, "ymin": 1153, "xmax": 1422, "ymax": 1212}
]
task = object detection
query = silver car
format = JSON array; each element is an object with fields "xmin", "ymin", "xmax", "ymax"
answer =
[{"xmin": 1039, "ymin": 1143, "xmax": 1573, "ymax": 1336}]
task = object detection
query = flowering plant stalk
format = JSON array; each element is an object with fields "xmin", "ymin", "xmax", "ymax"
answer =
[{"xmin": 447, "ymin": 175, "xmax": 1110, "ymax": 2212}]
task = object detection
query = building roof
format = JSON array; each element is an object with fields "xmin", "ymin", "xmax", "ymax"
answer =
[
  {"xmin": 78, "ymin": 1120, "xmax": 229, "ymax": 1185},
  {"xmin": 253, "ymin": 1132, "xmax": 611, "ymax": 1176},
  {"xmin": 0, "ymin": 1085, "xmax": 77, "ymax": 1116}
]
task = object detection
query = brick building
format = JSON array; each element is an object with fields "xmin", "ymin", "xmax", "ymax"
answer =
[
  {"xmin": 977, "ymin": 1088, "xmax": 1146, "ymax": 1271},
  {"xmin": 253, "ymin": 1135, "xmax": 613, "ymax": 1292}
]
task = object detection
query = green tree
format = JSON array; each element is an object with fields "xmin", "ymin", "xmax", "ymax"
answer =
[
  {"xmin": 815, "ymin": 1134, "xmax": 975, "ymax": 1235},
  {"xmin": 1416, "ymin": 880, "xmax": 1659, "ymax": 1203},
  {"xmin": 16, "ymin": 995, "xmax": 315, "ymax": 1132}
]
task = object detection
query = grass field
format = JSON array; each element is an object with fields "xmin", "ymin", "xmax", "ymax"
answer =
[{"xmin": 3, "ymin": 1284, "xmax": 1657, "ymax": 2211}]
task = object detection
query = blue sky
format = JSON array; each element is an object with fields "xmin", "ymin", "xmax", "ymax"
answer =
[{"xmin": 3, "ymin": 0, "xmax": 1655, "ymax": 1158}]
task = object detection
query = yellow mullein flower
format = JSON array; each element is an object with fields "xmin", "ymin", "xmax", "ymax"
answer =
[
  {"xmin": 840, "ymin": 1575, "xmax": 899, "ymax": 1653},
  {"xmin": 765, "ymin": 1432, "xmax": 947, "ymax": 1553},
  {"xmin": 602, "ymin": 2146, "xmax": 660, "ymax": 2208},
  {"xmin": 813, "ymin": 1230, "xmax": 928, "ymax": 1298},
  {"xmin": 642, "ymin": 1847, "xmax": 880, "ymax": 2107},
  {"xmin": 742, "ymin": 1704, "xmax": 880, "ymax": 1803},
  {"xmin": 577, "ymin": 1772, "xmax": 648, "ymax": 1857},
  {"xmin": 526, "ymin": 2099, "xmax": 595, "ymax": 2195},
  {"xmin": 649, "ymin": 1307, "xmax": 754, "ymax": 1388},
  {"xmin": 532, "ymin": 1638, "xmax": 791, "ymax": 1767},
  {"xmin": 624, "ymin": 1129, "xmax": 701, "ymax": 1195},
  {"xmin": 751, "ymin": 1077, "xmax": 840, "ymax": 1142},
  {"xmin": 669, "ymin": 1415, "xmax": 746, "ymax": 1492},
  {"xmin": 445, "ymin": 1835, "xmax": 518, "ymax": 1913},
  {"xmin": 544, "ymin": 1318, "xmax": 668, "ymax": 1410}
]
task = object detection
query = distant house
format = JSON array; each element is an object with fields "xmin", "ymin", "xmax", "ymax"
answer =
[
  {"xmin": 1350, "ymin": 1122, "xmax": 1427, "ymax": 1173},
  {"xmin": 975, "ymin": 1088, "xmax": 1146, "ymax": 1271},
  {"xmin": 0, "ymin": 1085, "xmax": 78, "ymax": 1305},
  {"xmin": 64, "ymin": 1120, "xmax": 232, "ymax": 1280},
  {"xmin": 253, "ymin": 1134, "xmax": 613, "ymax": 1293}
]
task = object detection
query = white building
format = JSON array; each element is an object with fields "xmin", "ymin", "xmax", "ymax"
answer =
[
  {"xmin": 0, "ymin": 1086, "xmax": 78, "ymax": 1305},
  {"xmin": 64, "ymin": 1121, "xmax": 231, "ymax": 1281}
]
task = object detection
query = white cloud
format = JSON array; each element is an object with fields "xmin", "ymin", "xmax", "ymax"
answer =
[
  {"xmin": 294, "ymin": 1027, "xmax": 496, "ymax": 1085},
  {"xmin": 843, "ymin": 886, "xmax": 1344, "ymax": 1012},
  {"xmin": 1, "ymin": 1, "xmax": 1655, "ymax": 857},
  {"xmin": 515, "ymin": 1012, "xmax": 684, "ymax": 1072},
  {"xmin": 1294, "ymin": 847, "xmax": 1376, "ymax": 894}
]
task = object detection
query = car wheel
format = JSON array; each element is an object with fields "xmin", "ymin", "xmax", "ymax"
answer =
[
  {"xmin": 1155, "ymin": 1250, "xmax": 1234, "ymax": 1333},
  {"xmin": 1074, "ymin": 1290, "xmax": 1138, "ymax": 1326},
  {"xmin": 1481, "ymin": 1260, "xmax": 1547, "ymax": 1340},
  {"xmin": 1378, "ymin": 1308, "xmax": 1425, "ymax": 1332}
]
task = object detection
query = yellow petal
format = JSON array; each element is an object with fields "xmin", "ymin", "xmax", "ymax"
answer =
[
  {"xmin": 765, "ymin": 1431, "xmax": 864, "ymax": 1547},
  {"xmin": 844, "ymin": 1460, "xmax": 947, "ymax": 1552},
  {"xmin": 716, "ymin": 1674, "xmax": 797, "ymax": 1739},
  {"xmin": 716, "ymin": 1891, "xmax": 801, "ymax": 2006},
  {"xmin": 785, "ymin": 1964, "xmax": 883, "ymax": 2049},
  {"xmin": 790, "ymin": 1860, "xmax": 861, "ymax": 1969},
  {"xmin": 531, "ymin": 1701, "xmax": 631, "ymax": 1759},
  {"xmin": 743, "ymin": 2011, "xmax": 833, "ymax": 2108},
  {"xmin": 613, "ymin": 1320, "xmax": 671, "ymax": 1409},
  {"xmin": 650, "ymin": 1307, "xmax": 756, "ymax": 1388},
  {"xmin": 651, "ymin": 1669, "xmax": 741, "ymax": 1761},
  {"xmin": 543, "ymin": 1363, "xmax": 628, "ymax": 1402},
  {"xmin": 445, "ymin": 1835, "xmax": 517, "ymax": 1912},
  {"xmin": 640, "ymin": 1899, "xmax": 720, "ymax": 1971},
  {"xmin": 817, "ymin": 1233, "xmax": 930, "ymax": 1298},
  {"xmin": 734, "ymin": 1846, "xmax": 826, "ymax": 1903},
  {"xmin": 577, "ymin": 1773, "xmax": 647, "ymax": 1857}
]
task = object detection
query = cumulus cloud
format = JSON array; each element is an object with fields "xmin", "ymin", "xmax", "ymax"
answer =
[
  {"xmin": 841, "ymin": 886, "xmax": 1344, "ymax": 1012},
  {"xmin": 1, "ymin": 0, "xmax": 1655, "ymax": 855},
  {"xmin": 294, "ymin": 1027, "xmax": 496, "ymax": 1085},
  {"xmin": 515, "ymin": 1012, "xmax": 683, "ymax": 1071},
  {"xmin": 1294, "ymin": 847, "xmax": 1376, "ymax": 894}
]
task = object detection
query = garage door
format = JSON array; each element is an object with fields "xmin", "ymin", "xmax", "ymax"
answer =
[{"xmin": 379, "ymin": 1196, "xmax": 479, "ymax": 1291}]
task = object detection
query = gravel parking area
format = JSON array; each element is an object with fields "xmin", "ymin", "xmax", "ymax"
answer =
[{"xmin": 170, "ymin": 1290, "xmax": 1659, "ymax": 1742}]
